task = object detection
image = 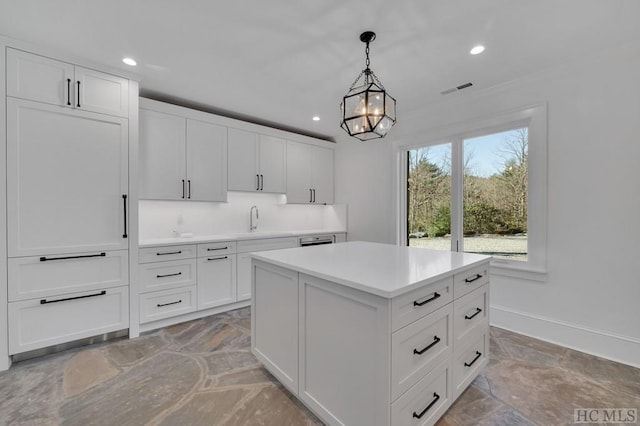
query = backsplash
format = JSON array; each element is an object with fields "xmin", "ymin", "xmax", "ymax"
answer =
[{"xmin": 139, "ymin": 192, "xmax": 347, "ymax": 240}]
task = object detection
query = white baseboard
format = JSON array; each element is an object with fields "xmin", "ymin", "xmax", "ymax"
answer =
[{"xmin": 490, "ymin": 305, "xmax": 640, "ymax": 368}]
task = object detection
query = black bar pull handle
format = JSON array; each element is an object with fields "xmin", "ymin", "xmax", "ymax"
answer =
[
  {"xmin": 309, "ymin": 189, "xmax": 313, "ymax": 203},
  {"xmin": 156, "ymin": 272, "xmax": 182, "ymax": 278},
  {"xmin": 414, "ymin": 292, "xmax": 441, "ymax": 307},
  {"xmin": 76, "ymin": 81, "xmax": 81, "ymax": 107},
  {"xmin": 122, "ymin": 194, "xmax": 128, "ymax": 238},
  {"xmin": 207, "ymin": 246, "xmax": 228, "ymax": 251},
  {"xmin": 412, "ymin": 392, "xmax": 440, "ymax": 419},
  {"xmin": 464, "ymin": 307, "xmax": 482, "ymax": 320},
  {"xmin": 182, "ymin": 179, "xmax": 185, "ymax": 199},
  {"xmin": 260, "ymin": 174, "xmax": 264, "ymax": 190},
  {"xmin": 207, "ymin": 256, "xmax": 228, "ymax": 261},
  {"xmin": 157, "ymin": 251, "xmax": 182, "ymax": 256},
  {"xmin": 41, "ymin": 290, "xmax": 106, "ymax": 305},
  {"xmin": 413, "ymin": 336, "xmax": 441, "ymax": 355},
  {"xmin": 465, "ymin": 273, "xmax": 483, "ymax": 283},
  {"xmin": 256, "ymin": 174, "xmax": 260, "ymax": 191},
  {"xmin": 157, "ymin": 299, "xmax": 182, "ymax": 307},
  {"xmin": 40, "ymin": 252, "xmax": 106, "ymax": 262},
  {"xmin": 188, "ymin": 180, "xmax": 191, "ymax": 199},
  {"xmin": 464, "ymin": 351, "xmax": 482, "ymax": 367},
  {"xmin": 312, "ymin": 189, "xmax": 316, "ymax": 203},
  {"xmin": 66, "ymin": 78, "xmax": 71, "ymax": 106}
]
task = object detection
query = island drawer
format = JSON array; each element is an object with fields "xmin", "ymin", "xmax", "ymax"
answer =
[
  {"xmin": 453, "ymin": 330, "xmax": 489, "ymax": 399},
  {"xmin": 453, "ymin": 264, "xmax": 489, "ymax": 298},
  {"xmin": 8, "ymin": 285, "xmax": 129, "ymax": 355},
  {"xmin": 391, "ymin": 277, "xmax": 453, "ymax": 332},
  {"xmin": 139, "ymin": 285, "xmax": 197, "ymax": 324},
  {"xmin": 391, "ymin": 357, "xmax": 453, "ymax": 426},
  {"xmin": 8, "ymin": 250, "xmax": 128, "ymax": 302},
  {"xmin": 139, "ymin": 244, "xmax": 197, "ymax": 263},
  {"xmin": 138, "ymin": 259, "xmax": 196, "ymax": 293},
  {"xmin": 453, "ymin": 284, "xmax": 489, "ymax": 346},
  {"xmin": 391, "ymin": 304, "xmax": 453, "ymax": 401},
  {"xmin": 197, "ymin": 241, "xmax": 236, "ymax": 257}
]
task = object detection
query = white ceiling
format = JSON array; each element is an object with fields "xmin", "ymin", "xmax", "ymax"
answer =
[{"xmin": 1, "ymin": 0, "xmax": 640, "ymax": 141}]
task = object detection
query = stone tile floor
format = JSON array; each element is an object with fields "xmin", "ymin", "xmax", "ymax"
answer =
[{"xmin": 0, "ymin": 307, "xmax": 638, "ymax": 425}]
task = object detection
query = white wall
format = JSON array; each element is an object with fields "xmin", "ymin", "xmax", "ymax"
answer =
[
  {"xmin": 336, "ymin": 41, "xmax": 640, "ymax": 367},
  {"xmin": 139, "ymin": 192, "xmax": 347, "ymax": 240}
]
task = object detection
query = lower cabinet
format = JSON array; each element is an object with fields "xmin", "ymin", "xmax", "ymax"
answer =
[
  {"xmin": 197, "ymin": 254, "xmax": 236, "ymax": 309},
  {"xmin": 252, "ymin": 260, "xmax": 490, "ymax": 426},
  {"xmin": 9, "ymin": 286, "xmax": 129, "ymax": 354}
]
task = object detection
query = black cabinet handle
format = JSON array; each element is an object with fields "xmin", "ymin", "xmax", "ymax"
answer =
[
  {"xmin": 312, "ymin": 189, "xmax": 316, "ymax": 203},
  {"xmin": 157, "ymin": 251, "xmax": 182, "ymax": 256},
  {"xmin": 182, "ymin": 179, "xmax": 185, "ymax": 199},
  {"xmin": 465, "ymin": 273, "xmax": 483, "ymax": 283},
  {"xmin": 156, "ymin": 272, "xmax": 182, "ymax": 278},
  {"xmin": 40, "ymin": 252, "xmax": 106, "ymax": 262},
  {"xmin": 66, "ymin": 78, "xmax": 71, "ymax": 106},
  {"xmin": 412, "ymin": 392, "xmax": 440, "ymax": 419},
  {"xmin": 414, "ymin": 292, "xmax": 441, "ymax": 307},
  {"xmin": 207, "ymin": 256, "xmax": 228, "ymax": 261},
  {"xmin": 122, "ymin": 194, "xmax": 128, "ymax": 238},
  {"xmin": 187, "ymin": 180, "xmax": 191, "ymax": 199},
  {"xmin": 157, "ymin": 299, "xmax": 182, "ymax": 307},
  {"xmin": 413, "ymin": 336, "xmax": 441, "ymax": 355},
  {"xmin": 41, "ymin": 290, "xmax": 106, "ymax": 305},
  {"xmin": 256, "ymin": 174, "xmax": 260, "ymax": 191},
  {"xmin": 464, "ymin": 351, "xmax": 482, "ymax": 367},
  {"xmin": 76, "ymin": 81, "xmax": 81, "ymax": 107},
  {"xmin": 465, "ymin": 307, "xmax": 482, "ymax": 320},
  {"xmin": 207, "ymin": 246, "xmax": 228, "ymax": 251},
  {"xmin": 260, "ymin": 174, "xmax": 264, "ymax": 190},
  {"xmin": 309, "ymin": 189, "xmax": 313, "ymax": 203}
]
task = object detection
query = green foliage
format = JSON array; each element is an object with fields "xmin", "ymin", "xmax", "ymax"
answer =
[
  {"xmin": 463, "ymin": 202, "xmax": 505, "ymax": 235},
  {"xmin": 428, "ymin": 205, "xmax": 451, "ymax": 237}
]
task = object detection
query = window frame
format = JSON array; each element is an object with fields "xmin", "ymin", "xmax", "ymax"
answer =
[{"xmin": 397, "ymin": 103, "xmax": 548, "ymax": 281}]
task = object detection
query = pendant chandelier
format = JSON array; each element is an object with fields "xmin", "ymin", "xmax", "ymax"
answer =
[{"xmin": 340, "ymin": 31, "xmax": 396, "ymax": 141}]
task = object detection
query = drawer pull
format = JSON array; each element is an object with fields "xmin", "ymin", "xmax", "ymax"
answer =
[
  {"xmin": 156, "ymin": 272, "xmax": 182, "ymax": 278},
  {"xmin": 40, "ymin": 252, "xmax": 106, "ymax": 262},
  {"xmin": 413, "ymin": 292, "xmax": 441, "ymax": 307},
  {"xmin": 413, "ymin": 336, "xmax": 441, "ymax": 355},
  {"xmin": 207, "ymin": 246, "xmax": 228, "ymax": 251},
  {"xmin": 464, "ymin": 307, "xmax": 482, "ymax": 320},
  {"xmin": 412, "ymin": 392, "xmax": 440, "ymax": 419},
  {"xmin": 157, "ymin": 299, "xmax": 182, "ymax": 307},
  {"xmin": 464, "ymin": 273, "xmax": 483, "ymax": 283},
  {"xmin": 40, "ymin": 290, "xmax": 106, "ymax": 305},
  {"xmin": 157, "ymin": 251, "xmax": 182, "ymax": 256},
  {"xmin": 207, "ymin": 256, "xmax": 228, "ymax": 261},
  {"xmin": 464, "ymin": 351, "xmax": 482, "ymax": 367}
]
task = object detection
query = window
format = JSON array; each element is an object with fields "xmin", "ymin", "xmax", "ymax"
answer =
[{"xmin": 401, "ymin": 104, "xmax": 547, "ymax": 279}]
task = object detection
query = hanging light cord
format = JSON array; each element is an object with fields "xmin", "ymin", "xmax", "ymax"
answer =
[{"xmin": 346, "ymin": 40, "xmax": 386, "ymax": 91}]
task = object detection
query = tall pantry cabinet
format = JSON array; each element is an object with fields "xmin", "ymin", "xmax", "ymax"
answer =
[{"xmin": 1, "ymin": 43, "xmax": 139, "ymax": 368}]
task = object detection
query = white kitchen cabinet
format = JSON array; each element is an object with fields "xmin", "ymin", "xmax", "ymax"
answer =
[
  {"xmin": 7, "ymin": 48, "xmax": 128, "ymax": 118},
  {"xmin": 286, "ymin": 141, "xmax": 334, "ymax": 204},
  {"xmin": 197, "ymin": 254, "xmax": 237, "ymax": 309},
  {"xmin": 7, "ymin": 98, "xmax": 129, "ymax": 257},
  {"xmin": 228, "ymin": 128, "xmax": 286, "ymax": 193},
  {"xmin": 139, "ymin": 106, "xmax": 228, "ymax": 202}
]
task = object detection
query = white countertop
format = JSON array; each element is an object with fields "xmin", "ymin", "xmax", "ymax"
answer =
[
  {"xmin": 251, "ymin": 241, "xmax": 491, "ymax": 298},
  {"xmin": 139, "ymin": 229, "xmax": 346, "ymax": 248}
]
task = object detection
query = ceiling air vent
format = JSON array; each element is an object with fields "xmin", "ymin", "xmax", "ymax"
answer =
[{"xmin": 440, "ymin": 82, "xmax": 473, "ymax": 95}]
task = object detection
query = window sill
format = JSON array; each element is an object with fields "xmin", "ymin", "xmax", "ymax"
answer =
[{"xmin": 490, "ymin": 260, "xmax": 547, "ymax": 282}]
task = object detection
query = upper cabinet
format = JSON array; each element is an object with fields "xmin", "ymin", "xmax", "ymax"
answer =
[
  {"xmin": 228, "ymin": 129, "xmax": 286, "ymax": 193},
  {"xmin": 7, "ymin": 48, "xmax": 128, "ymax": 118},
  {"xmin": 139, "ymin": 104, "xmax": 228, "ymax": 202},
  {"xmin": 286, "ymin": 142, "xmax": 334, "ymax": 204}
]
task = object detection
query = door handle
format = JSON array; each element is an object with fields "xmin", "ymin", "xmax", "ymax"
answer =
[
  {"xmin": 260, "ymin": 174, "xmax": 264, "ymax": 190},
  {"xmin": 188, "ymin": 180, "xmax": 191, "ymax": 199},
  {"xmin": 312, "ymin": 188, "xmax": 316, "ymax": 203},
  {"xmin": 256, "ymin": 174, "xmax": 260, "ymax": 191},
  {"xmin": 76, "ymin": 81, "xmax": 81, "ymax": 107},
  {"xmin": 66, "ymin": 78, "xmax": 71, "ymax": 106},
  {"xmin": 122, "ymin": 194, "xmax": 128, "ymax": 238},
  {"xmin": 182, "ymin": 179, "xmax": 185, "ymax": 199},
  {"xmin": 309, "ymin": 189, "xmax": 313, "ymax": 203}
]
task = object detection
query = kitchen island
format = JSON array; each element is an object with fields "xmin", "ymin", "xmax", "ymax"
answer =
[{"xmin": 251, "ymin": 241, "xmax": 491, "ymax": 426}]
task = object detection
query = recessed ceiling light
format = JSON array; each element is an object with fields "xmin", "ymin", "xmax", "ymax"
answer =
[
  {"xmin": 312, "ymin": 116, "xmax": 320, "ymax": 121},
  {"xmin": 122, "ymin": 57, "xmax": 137, "ymax": 66},
  {"xmin": 470, "ymin": 45, "xmax": 485, "ymax": 55}
]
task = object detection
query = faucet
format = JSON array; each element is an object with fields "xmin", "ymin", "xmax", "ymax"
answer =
[{"xmin": 250, "ymin": 205, "xmax": 259, "ymax": 231}]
